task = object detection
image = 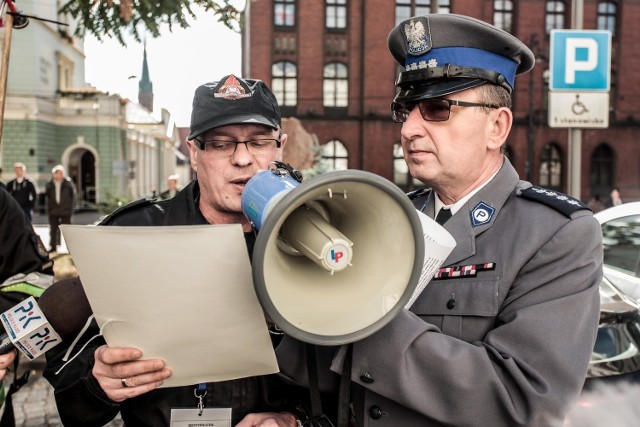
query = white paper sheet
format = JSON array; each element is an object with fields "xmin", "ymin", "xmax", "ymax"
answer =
[
  {"xmin": 60, "ymin": 224, "xmax": 278, "ymax": 388},
  {"xmin": 404, "ymin": 210, "xmax": 457, "ymax": 309}
]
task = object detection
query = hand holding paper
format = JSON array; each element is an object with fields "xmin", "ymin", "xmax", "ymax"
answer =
[{"xmin": 61, "ymin": 224, "xmax": 279, "ymax": 388}]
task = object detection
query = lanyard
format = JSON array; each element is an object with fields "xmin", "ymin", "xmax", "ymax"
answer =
[{"xmin": 195, "ymin": 383, "xmax": 207, "ymax": 416}]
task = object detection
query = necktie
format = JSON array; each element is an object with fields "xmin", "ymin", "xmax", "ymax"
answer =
[{"xmin": 435, "ymin": 208, "xmax": 452, "ymax": 225}]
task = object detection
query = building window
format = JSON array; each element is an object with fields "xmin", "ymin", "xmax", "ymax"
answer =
[
  {"xmin": 494, "ymin": 0, "xmax": 513, "ymax": 32},
  {"xmin": 325, "ymin": 36, "xmax": 348, "ymax": 56},
  {"xmin": 56, "ymin": 52, "xmax": 74, "ymax": 91},
  {"xmin": 321, "ymin": 139, "xmax": 349, "ymax": 170},
  {"xmin": 590, "ymin": 143, "xmax": 614, "ymax": 198},
  {"xmin": 274, "ymin": 0, "xmax": 295, "ymax": 27},
  {"xmin": 395, "ymin": 0, "xmax": 430, "ymax": 26},
  {"xmin": 597, "ymin": 1, "xmax": 617, "ymax": 37},
  {"xmin": 323, "ymin": 62, "xmax": 348, "ymax": 107},
  {"xmin": 545, "ymin": 0, "xmax": 565, "ymax": 34},
  {"xmin": 326, "ymin": 0, "xmax": 347, "ymax": 29},
  {"xmin": 274, "ymin": 34, "xmax": 296, "ymax": 55},
  {"xmin": 393, "ymin": 143, "xmax": 423, "ymax": 191},
  {"xmin": 539, "ymin": 142, "xmax": 562, "ymax": 190},
  {"xmin": 272, "ymin": 61, "xmax": 298, "ymax": 107}
]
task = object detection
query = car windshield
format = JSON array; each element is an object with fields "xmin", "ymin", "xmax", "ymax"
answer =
[{"xmin": 602, "ymin": 214, "xmax": 640, "ymax": 277}]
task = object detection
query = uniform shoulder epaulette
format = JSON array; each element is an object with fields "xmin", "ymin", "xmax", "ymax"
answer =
[
  {"xmin": 407, "ymin": 188, "xmax": 430, "ymax": 200},
  {"xmin": 99, "ymin": 197, "xmax": 156, "ymax": 225},
  {"xmin": 519, "ymin": 186, "xmax": 590, "ymax": 218}
]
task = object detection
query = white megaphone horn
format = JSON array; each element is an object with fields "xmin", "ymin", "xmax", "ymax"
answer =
[{"xmin": 242, "ymin": 162, "xmax": 425, "ymax": 346}]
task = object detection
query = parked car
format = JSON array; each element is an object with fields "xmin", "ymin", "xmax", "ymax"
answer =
[
  {"xmin": 565, "ymin": 202, "xmax": 640, "ymax": 426},
  {"xmin": 595, "ymin": 202, "xmax": 640, "ymax": 301}
]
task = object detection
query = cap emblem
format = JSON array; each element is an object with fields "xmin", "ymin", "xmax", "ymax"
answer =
[
  {"xmin": 214, "ymin": 75, "xmax": 251, "ymax": 100},
  {"xmin": 403, "ymin": 19, "xmax": 431, "ymax": 56}
]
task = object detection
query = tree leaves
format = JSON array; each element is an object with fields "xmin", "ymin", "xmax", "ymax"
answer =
[{"xmin": 58, "ymin": 0, "xmax": 242, "ymax": 45}]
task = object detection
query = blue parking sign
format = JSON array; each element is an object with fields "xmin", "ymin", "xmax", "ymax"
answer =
[{"xmin": 550, "ymin": 30, "xmax": 611, "ymax": 91}]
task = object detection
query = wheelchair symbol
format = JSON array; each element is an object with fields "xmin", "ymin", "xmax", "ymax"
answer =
[{"xmin": 571, "ymin": 94, "xmax": 589, "ymax": 115}]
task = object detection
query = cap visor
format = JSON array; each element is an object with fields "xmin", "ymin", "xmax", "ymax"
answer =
[{"xmin": 394, "ymin": 78, "xmax": 486, "ymax": 103}]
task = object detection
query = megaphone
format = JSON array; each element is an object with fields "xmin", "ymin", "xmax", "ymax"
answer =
[{"xmin": 242, "ymin": 162, "xmax": 425, "ymax": 345}]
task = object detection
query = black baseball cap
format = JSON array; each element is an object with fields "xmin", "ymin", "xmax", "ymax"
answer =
[
  {"xmin": 188, "ymin": 75, "xmax": 281, "ymax": 140},
  {"xmin": 388, "ymin": 14, "xmax": 535, "ymax": 103}
]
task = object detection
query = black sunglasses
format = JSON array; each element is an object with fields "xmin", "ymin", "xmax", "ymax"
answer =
[{"xmin": 391, "ymin": 98, "xmax": 500, "ymax": 123}]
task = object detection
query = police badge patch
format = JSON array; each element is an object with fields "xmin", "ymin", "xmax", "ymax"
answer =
[
  {"xmin": 470, "ymin": 201, "xmax": 496, "ymax": 227},
  {"xmin": 402, "ymin": 18, "xmax": 431, "ymax": 56}
]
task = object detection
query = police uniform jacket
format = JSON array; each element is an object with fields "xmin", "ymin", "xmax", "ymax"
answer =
[
  {"xmin": 277, "ymin": 158, "xmax": 602, "ymax": 427},
  {"xmin": 43, "ymin": 180, "xmax": 305, "ymax": 426}
]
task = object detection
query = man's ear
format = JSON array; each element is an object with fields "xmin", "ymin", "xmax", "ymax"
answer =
[
  {"xmin": 278, "ymin": 133, "xmax": 288, "ymax": 162},
  {"xmin": 488, "ymin": 108, "xmax": 512, "ymax": 150},
  {"xmin": 186, "ymin": 138, "xmax": 198, "ymax": 171}
]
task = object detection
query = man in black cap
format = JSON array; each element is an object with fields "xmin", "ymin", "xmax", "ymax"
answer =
[
  {"xmin": 277, "ymin": 14, "xmax": 602, "ymax": 426},
  {"xmin": 43, "ymin": 75, "xmax": 306, "ymax": 427}
]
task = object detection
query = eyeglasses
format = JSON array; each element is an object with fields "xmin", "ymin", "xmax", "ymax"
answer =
[
  {"xmin": 194, "ymin": 137, "xmax": 281, "ymax": 157},
  {"xmin": 391, "ymin": 98, "xmax": 500, "ymax": 123}
]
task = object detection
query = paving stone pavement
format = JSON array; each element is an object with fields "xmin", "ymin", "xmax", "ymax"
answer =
[{"xmin": 1, "ymin": 358, "xmax": 123, "ymax": 426}]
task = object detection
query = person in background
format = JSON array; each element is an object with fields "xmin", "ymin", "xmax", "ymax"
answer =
[
  {"xmin": 604, "ymin": 187, "xmax": 623, "ymax": 208},
  {"xmin": 43, "ymin": 75, "xmax": 307, "ymax": 427},
  {"xmin": 275, "ymin": 14, "xmax": 603, "ymax": 427},
  {"xmin": 159, "ymin": 174, "xmax": 180, "ymax": 200},
  {"xmin": 44, "ymin": 165, "xmax": 76, "ymax": 253},
  {"xmin": 6, "ymin": 162, "xmax": 38, "ymax": 222}
]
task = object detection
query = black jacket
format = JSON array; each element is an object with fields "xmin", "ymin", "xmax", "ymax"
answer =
[
  {"xmin": 45, "ymin": 178, "xmax": 76, "ymax": 216},
  {"xmin": 43, "ymin": 180, "xmax": 305, "ymax": 426},
  {"xmin": 0, "ymin": 187, "xmax": 51, "ymax": 285},
  {"xmin": 6, "ymin": 177, "xmax": 37, "ymax": 211}
]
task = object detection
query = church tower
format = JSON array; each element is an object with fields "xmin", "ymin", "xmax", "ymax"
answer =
[{"xmin": 138, "ymin": 41, "xmax": 154, "ymax": 112}]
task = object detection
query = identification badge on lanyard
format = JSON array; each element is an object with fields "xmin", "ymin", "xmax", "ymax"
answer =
[
  {"xmin": 170, "ymin": 383, "xmax": 231, "ymax": 426},
  {"xmin": 169, "ymin": 408, "xmax": 231, "ymax": 427}
]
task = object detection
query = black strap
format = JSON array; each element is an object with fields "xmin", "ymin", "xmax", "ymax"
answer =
[
  {"xmin": 336, "ymin": 344, "xmax": 353, "ymax": 427},
  {"xmin": 305, "ymin": 343, "xmax": 353, "ymax": 427},
  {"xmin": 397, "ymin": 64, "xmax": 509, "ymax": 90},
  {"xmin": 306, "ymin": 343, "xmax": 324, "ymax": 420}
]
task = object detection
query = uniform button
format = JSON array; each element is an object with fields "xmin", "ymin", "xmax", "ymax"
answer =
[
  {"xmin": 360, "ymin": 372, "xmax": 374, "ymax": 383},
  {"xmin": 369, "ymin": 405, "xmax": 383, "ymax": 420},
  {"xmin": 446, "ymin": 299, "xmax": 456, "ymax": 309}
]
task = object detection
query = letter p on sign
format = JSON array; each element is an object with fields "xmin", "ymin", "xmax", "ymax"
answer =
[
  {"xmin": 565, "ymin": 38, "xmax": 598, "ymax": 84},
  {"xmin": 550, "ymin": 30, "xmax": 611, "ymax": 91}
]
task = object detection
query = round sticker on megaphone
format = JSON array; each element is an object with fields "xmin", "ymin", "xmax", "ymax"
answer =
[{"xmin": 322, "ymin": 241, "xmax": 352, "ymax": 272}]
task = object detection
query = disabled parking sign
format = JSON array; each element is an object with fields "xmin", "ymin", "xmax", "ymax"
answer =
[
  {"xmin": 548, "ymin": 30, "xmax": 611, "ymax": 128},
  {"xmin": 550, "ymin": 30, "xmax": 611, "ymax": 91}
]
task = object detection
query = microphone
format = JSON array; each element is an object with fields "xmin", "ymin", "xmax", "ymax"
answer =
[{"xmin": 0, "ymin": 278, "xmax": 93, "ymax": 360}]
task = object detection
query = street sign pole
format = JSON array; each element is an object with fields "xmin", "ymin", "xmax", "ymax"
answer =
[{"xmin": 568, "ymin": 0, "xmax": 584, "ymax": 199}]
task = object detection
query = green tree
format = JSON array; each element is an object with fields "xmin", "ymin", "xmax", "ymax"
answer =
[{"xmin": 59, "ymin": 0, "xmax": 242, "ymax": 45}]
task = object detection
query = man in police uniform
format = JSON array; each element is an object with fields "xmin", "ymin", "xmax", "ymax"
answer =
[{"xmin": 277, "ymin": 14, "xmax": 602, "ymax": 427}]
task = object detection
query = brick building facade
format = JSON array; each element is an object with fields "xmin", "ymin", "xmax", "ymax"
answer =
[{"xmin": 242, "ymin": 0, "xmax": 640, "ymax": 203}]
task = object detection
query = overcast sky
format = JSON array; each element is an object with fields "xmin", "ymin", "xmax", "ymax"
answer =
[{"xmin": 83, "ymin": 4, "xmax": 244, "ymax": 127}]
